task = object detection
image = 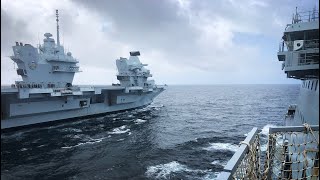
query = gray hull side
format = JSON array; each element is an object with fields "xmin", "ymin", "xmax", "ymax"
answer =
[
  {"xmin": 1, "ymin": 89, "xmax": 163, "ymax": 129},
  {"xmin": 288, "ymin": 79, "xmax": 319, "ymax": 126}
]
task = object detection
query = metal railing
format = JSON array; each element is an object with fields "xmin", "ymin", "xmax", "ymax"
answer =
[
  {"xmin": 265, "ymin": 125, "xmax": 319, "ymax": 179},
  {"xmin": 292, "ymin": 10, "xmax": 319, "ymax": 24},
  {"xmin": 218, "ymin": 125, "xmax": 319, "ymax": 180},
  {"xmin": 218, "ymin": 128, "xmax": 261, "ymax": 179}
]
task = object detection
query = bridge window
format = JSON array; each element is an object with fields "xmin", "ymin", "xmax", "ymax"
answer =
[{"xmin": 79, "ymin": 100, "xmax": 88, "ymax": 107}]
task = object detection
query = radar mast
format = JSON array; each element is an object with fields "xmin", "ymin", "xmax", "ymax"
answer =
[{"xmin": 56, "ymin": 9, "xmax": 60, "ymax": 47}]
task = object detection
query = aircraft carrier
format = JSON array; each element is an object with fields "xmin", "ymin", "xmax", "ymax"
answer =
[
  {"xmin": 1, "ymin": 10, "xmax": 165, "ymax": 130},
  {"xmin": 218, "ymin": 7, "xmax": 319, "ymax": 179}
]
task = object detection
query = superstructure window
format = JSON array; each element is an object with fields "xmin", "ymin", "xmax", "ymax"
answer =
[
  {"xmin": 308, "ymin": 81, "xmax": 310, "ymax": 89},
  {"xmin": 79, "ymin": 100, "xmax": 88, "ymax": 107},
  {"xmin": 315, "ymin": 80, "xmax": 318, "ymax": 91}
]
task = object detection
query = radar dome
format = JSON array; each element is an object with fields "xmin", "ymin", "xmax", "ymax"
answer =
[{"xmin": 44, "ymin": 33, "xmax": 53, "ymax": 38}]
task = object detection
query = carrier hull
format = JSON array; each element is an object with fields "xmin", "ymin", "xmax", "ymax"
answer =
[{"xmin": 1, "ymin": 86, "xmax": 164, "ymax": 130}]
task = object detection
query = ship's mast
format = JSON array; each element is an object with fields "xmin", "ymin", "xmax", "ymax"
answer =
[{"xmin": 56, "ymin": 9, "xmax": 60, "ymax": 47}]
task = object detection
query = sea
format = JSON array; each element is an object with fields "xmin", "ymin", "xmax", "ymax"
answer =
[{"xmin": 1, "ymin": 84, "xmax": 300, "ymax": 179}]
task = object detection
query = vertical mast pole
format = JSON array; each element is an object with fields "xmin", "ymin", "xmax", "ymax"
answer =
[{"xmin": 56, "ymin": 10, "xmax": 60, "ymax": 47}]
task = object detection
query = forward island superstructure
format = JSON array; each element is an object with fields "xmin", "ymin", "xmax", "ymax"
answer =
[{"xmin": 1, "ymin": 10, "xmax": 165, "ymax": 130}]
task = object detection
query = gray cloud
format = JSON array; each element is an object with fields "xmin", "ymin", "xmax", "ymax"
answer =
[
  {"xmin": 71, "ymin": 0, "xmax": 304, "ymax": 71},
  {"xmin": 1, "ymin": 8, "xmax": 31, "ymax": 53},
  {"xmin": 1, "ymin": 0, "xmax": 317, "ymax": 85},
  {"xmin": 73, "ymin": 0, "xmax": 203, "ymax": 67}
]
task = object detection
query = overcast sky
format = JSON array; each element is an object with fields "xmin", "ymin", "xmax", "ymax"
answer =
[{"xmin": 1, "ymin": 0, "xmax": 318, "ymax": 85}]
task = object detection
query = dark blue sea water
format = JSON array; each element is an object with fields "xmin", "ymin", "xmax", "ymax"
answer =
[{"xmin": 1, "ymin": 85, "xmax": 300, "ymax": 179}]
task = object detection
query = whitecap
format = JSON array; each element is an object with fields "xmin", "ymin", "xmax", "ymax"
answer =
[
  {"xmin": 145, "ymin": 161, "xmax": 210, "ymax": 179},
  {"xmin": 61, "ymin": 137, "xmax": 106, "ymax": 149},
  {"xmin": 60, "ymin": 128, "xmax": 82, "ymax": 133},
  {"xmin": 203, "ymin": 172, "xmax": 221, "ymax": 180},
  {"xmin": 203, "ymin": 143, "xmax": 239, "ymax": 152},
  {"xmin": 260, "ymin": 124, "xmax": 277, "ymax": 136},
  {"xmin": 210, "ymin": 160, "xmax": 227, "ymax": 166},
  {"xmin": 20, "ymin": 148, "xmax": 28, "ymax": 151},
  {"xmin": 108, "ymin": 125, "xmax": 130, "ymax": 134},
  {"xmin": 134, "ymin": 119, "xmax": 147, "ymax": 124}
]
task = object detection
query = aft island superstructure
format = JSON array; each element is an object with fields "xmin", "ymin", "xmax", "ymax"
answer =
[
  {"xmin": 218, "ymin": 7, "xmax": 319, "ymax": 179},
  {"xmin": 1, "ymin": 10, "xmax": 165, "ymax": 130}
]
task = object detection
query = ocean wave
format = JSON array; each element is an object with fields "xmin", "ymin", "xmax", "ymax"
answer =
[
  {"xmin": 203, "ymin": 172, "xmax": 221, "ymax": 180},
  {"xmin": 203, "ymin": 143, "xmax": 239, "ymax": 152},
  {"xmin": 210, "ymin": 160, "xmax": 227, "ymax": 166},
  {"xmin": 260, "ymin": 124, "xmax": 277, "ymax": 136},
  {"xmin": 59, "ymin": 128, "xmax": 83, "ymax": 133},
  {"xmin": 149, "ymin": 104, "xmax": 165, "ymax": 108},
  {"xmin": 134, "ymin": 119, "xmax": 147, "ymax": 124},
  {"xmin": 108, "ymin": 125, "xmax": 130, "ymax": 134},
  {"xmin": 61, "ymin": 137, "xmax": 107, "ymax": 149},
  {"xmin": 145, "ymin": 161, "xmax": 210, "ymax": 179},
  {"xmin": 1, "ymin": 130, "xmax": 32, "ymax": 140},
  {"xmin": 96, "ymin": 116, "xmax": 105, "ymax": 120}
]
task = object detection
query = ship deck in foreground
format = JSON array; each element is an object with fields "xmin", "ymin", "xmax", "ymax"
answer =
[{"xmin": 218, "ymin": 7, "xmax": 319, "ymax": 179}]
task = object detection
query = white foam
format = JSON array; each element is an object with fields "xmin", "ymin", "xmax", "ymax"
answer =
[
  {"xmin": 149, "ymin": 104, "xmax": 164, "ymax": 108},
  {"xmin": 203, "ymin": 172, "xmax": 221, "ymax": 180},
  {"xmin": 145, "ymin": 161, "xmax": 210, "ymax": 179},
  {"xmin": 134, "ymin": 119, "xmax": 147, "ymax": 124},
  {"xmin": 60, "ymin": 128, "xmax": 83, "ymax": 133},
  {"xmin": 203, "ymin": 143, "xmax": 239, "ymax": 152},
  {"xmin": 19, "ymin": 148, "xmax": 28, "ymax": 151},
  {"xmin": 96, "ymin": 117, "xmax": 105, "ymax": 120},
  {"xmin": 108, "ymin": 125, "xmax": 130, "ymax": 134},
  {"xmin": 61, "ymin": 137, "xmax": 106, "ymax": 149},
  {"xmin": 210, "ymin": 160, "xmax": 227, "ymax": 166},
  {"xmin": 260, "ymin": 124, "xmax": 277, "ymax": 136}
]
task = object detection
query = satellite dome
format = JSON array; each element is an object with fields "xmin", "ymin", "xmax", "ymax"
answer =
[{"xmin": 44, "ymin": 33, "xmax": 53, "ymax": 38}]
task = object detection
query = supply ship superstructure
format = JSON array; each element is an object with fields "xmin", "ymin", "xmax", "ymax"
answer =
[
  {"xmin": 1, "ymin": 10, "xmax": 165, "ymax": 130},
  {"xmin": 218, "ymin": 7, "xmax": 319, "ymax": 179}
]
